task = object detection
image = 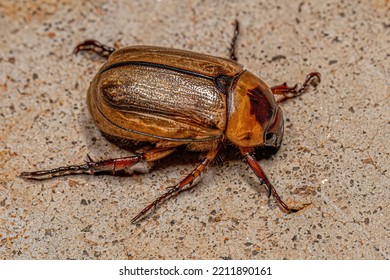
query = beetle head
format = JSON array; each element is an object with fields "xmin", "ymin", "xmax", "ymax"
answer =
[
  {"xmin": 254, "ymin": 106, "xmax": 284, "ymax": 157},
  {"xmin": 226, "ymin": 71, "xmax": 284, "ymax": 153},
  {"xmin": 264, "ymin": 105, "xmax": 284, "ymax": 147}
]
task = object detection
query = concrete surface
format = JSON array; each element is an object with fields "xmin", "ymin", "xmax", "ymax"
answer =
[{"xmin": 0, "ymin": 0, "xmax": 389, "ymax": 259}]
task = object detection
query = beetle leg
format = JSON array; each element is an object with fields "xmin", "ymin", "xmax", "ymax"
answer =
[
  {"xmin": 229, "ymin": 20, "xmax": 240, "ymax": 61},
  {"xmin": 271, "ymin": 72, "xmax": 321, "ymax": 103},
  {"xmin": 131, "ymin": 148, "xmax": 219, "ymax": 223},
  {"xmin": 240, "ymin": 147, "xmax": 303, "ymax": 213},
  {"xmin": 20, "ymin": 147, "xmax": 175, "ymax": 180},
  {"xmin": 73, "ymin": 40, "xmax": 116, "ymax": 58}
]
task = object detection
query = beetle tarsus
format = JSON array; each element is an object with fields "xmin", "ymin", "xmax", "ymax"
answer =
[
  {"xmin": 20, "ymin": 164, "xmax": 91, "ymax": 180},
  {"xmin": 297, "ymin": 72, "xmax": 321, "ymax": 94},
  {"xmin": 131, "ymin": 185, "xmax": 177, "ymax": 224},
  {"xmin": 20, "ymin": 155, "xmax": 143, "ymax": 180},
  {"xmin": 74, "ymin": 40, "xmax": 116, "ymax": 58},
  {"xmin": 271, "ymin": 72, "xmax": 321, "ymax": 103},
  {"xmin": 229, "ymin": 20, "xmax": 240, "ymax": 61}
]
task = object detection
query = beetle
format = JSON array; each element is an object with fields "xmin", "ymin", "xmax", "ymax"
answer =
[{"xmin": 21, "ymin": 21, "xmax": 320, "ymax": 223}]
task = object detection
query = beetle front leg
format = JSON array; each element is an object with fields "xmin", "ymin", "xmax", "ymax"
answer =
[
  {"xmin": 240, "ymin": 147, "xmax": 307, "ymax": 213},
  {"xmin": 271, "ymin": 72, "xmax": 321, "ymax": 103},
  {"xmin": 20, "ymin": 147, "xmax": 176, "ymax": 180},
  {"xmin": 74, "ymin": 40, "xmax": 116, "ymax": 58},
  {"xmin": 131, "ymin": 148, "xmax": 220, "ymax": 223}
]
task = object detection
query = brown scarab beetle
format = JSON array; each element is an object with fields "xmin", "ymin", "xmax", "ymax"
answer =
[{"xmin": 21, "ymin": 21, "xmax": 320, "ymax": 223}]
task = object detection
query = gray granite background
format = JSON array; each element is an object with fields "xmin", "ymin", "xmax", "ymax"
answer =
[{"xmin": 0, "ymin": 0, "xmax": 389, "ymax": 259}]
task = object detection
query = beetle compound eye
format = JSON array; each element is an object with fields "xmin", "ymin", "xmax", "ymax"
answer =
[
  {"xmin": 265, "ymin": 133, "xmax": 276, "ymax": 142},
  {"xmin": 264, "ymin": 132, "xmax": 281, "ymax": 150}
]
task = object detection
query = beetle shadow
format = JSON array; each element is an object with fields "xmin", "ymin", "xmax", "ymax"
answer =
[{"xmin": 76, "ymin": 110, "xmax": 202, "ymax": 178}]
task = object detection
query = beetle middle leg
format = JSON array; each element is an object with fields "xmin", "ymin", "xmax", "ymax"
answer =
[
  {"xmin": 74, "ymin": 40, "xmax": 116, "ymax": 58},
  {"xmin": 271, "ymin": 72, "xmax": 321, "ymax": 103},
  {"xmin": 20, "ymin": 147, "xmax": 175, "ymax": 180},
  {"xmin": 131, "ymin": 147, "xmax": 219, "ymax": 223}
]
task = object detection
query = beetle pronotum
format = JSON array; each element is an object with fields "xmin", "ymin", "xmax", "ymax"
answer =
[{"xmin": 21, "ymin": 21, "xmax": 320, "ymax": 223}]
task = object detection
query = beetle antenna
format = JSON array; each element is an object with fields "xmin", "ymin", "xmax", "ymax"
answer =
[{"xmin": 229, "ymin": 20, "xmax": 240, "ymax": 61}]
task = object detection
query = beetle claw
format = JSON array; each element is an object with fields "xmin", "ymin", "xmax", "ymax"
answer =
[
  {"xmin": 86, "ymin": 153, "xmax": 95, "ymax": 163},
  {"xmin": 267, "ymin": 185, "xmax": 272, "ymax": 198}
]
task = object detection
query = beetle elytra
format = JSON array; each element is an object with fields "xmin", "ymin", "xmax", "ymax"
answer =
[{"xmin": 21, "ymin": 21, "xmax": 320, "ymax": 223}]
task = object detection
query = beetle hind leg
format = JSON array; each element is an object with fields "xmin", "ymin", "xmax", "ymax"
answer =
[
  {"xmin": 20, "ymin": 147, "xmax": 176, "ymax": 180},
  {"xmin": 74, "ymin": 40, "xmax": 115, "ymax": 58},
  {"xmin": 131, "ymin": 148, "xmax": 220, "ymax": 223},
  {"xmin": 271, "ymin": 72, "xmax": 321, "ymax": 103}
]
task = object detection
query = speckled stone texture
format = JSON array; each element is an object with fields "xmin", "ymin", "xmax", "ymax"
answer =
[{"xmin": 0, "ymin": 0, "xmax": 389, "ymax": 259}]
